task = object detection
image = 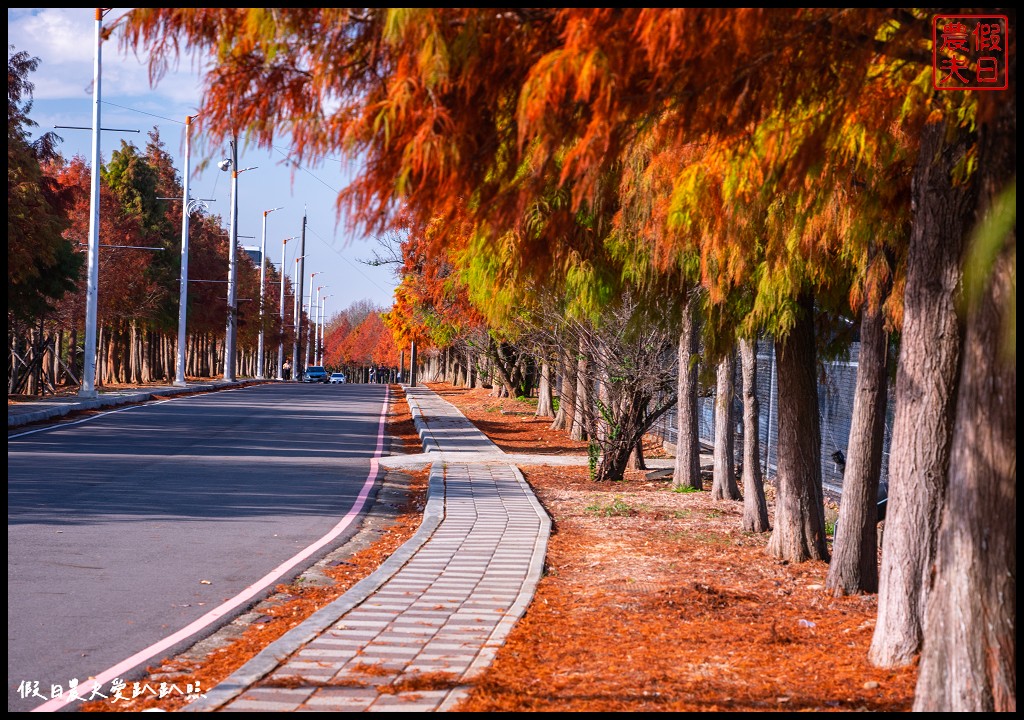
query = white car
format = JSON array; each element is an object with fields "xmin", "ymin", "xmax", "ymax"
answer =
[{"xmin": 329, "ymin": 373, "xmax": 347, "ymax": 384}]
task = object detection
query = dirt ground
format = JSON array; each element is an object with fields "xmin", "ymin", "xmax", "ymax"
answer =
[{"xmin": 75, "ymin": 380, "xmax": 916, "ymax": 712}]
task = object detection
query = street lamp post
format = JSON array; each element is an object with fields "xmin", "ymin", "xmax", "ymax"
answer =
[
  {"xmin": 304, "ymin": 271, "xmax": 322, "ymax": 369},
  {"xmin": 318, "ymin": 294, "xmax": 333, "ymax": 366},
  {"xmin": 256, "ymin": 206, "xmax": 283, "ymax": 379},
  {"xmin": 79, "ymin": 9, "xmax": 104, "ymax": 398},
  {"xmin": 313, "ymin": 285, "xmax": 329, "ymax": 365},
  {"xmin": 276, "ymin": 235, "xmax": 298, "ymax": 380},
  {"xmin": 291, "ymin": 212, "xmax": 307, "ymax": 382},
  {"xmin": 173, "ymin": 113, "xmax": 204, "ymax": 387},
  {"xmin": 291, "ymin": 255, "xmax": 307, "ymax": 380},
  {"xmin": 219, "ymin": 140, "xmax": 256, "ymax": 382}
]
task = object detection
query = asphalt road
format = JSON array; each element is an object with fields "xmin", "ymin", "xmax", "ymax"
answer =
[{"xmin": 7, "ymin": 382, "xmax": 390, "ymax": 712}]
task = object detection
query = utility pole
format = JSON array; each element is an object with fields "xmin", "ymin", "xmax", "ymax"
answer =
[
  {"xmin": 305, "ymin": 275, "xmax": 322, "ymax": 368},
  {"xmin": 256, "ymin": 206, "xmax": 283, "ymax": 379},
  {"xmin": 222, "ymin": 138, "xmax": 239, "ymax": 381},
  {"xmin": 276, "ymin": 235, "xmax": 297, "ymax": 380},
  {"xmin": 79, "ymin": 9, "xmax": 104, "ymax": 398},
  {"xmin": 291, "ymin": 211, "xmax": 307, "ymax": 380}
]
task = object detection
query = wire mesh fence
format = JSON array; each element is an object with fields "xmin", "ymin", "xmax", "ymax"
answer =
[{"xmin": 650, "ymin": 340, "xmax": 894, "ymax": 500}]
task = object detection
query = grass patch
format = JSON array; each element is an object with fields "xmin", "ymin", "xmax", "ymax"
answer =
[
  {"xmin": 672, "ymin": 485, "xmax": 702, "ymax": 494},
  {"xmin": 584, "ymin": 497, "xmax": 638, "ymax": 517}
]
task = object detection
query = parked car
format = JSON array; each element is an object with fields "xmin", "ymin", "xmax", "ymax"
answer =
[
  {"xmin": 329, "ymin": 373, "xmax": 347, "ymax": 384},
  {"xmin": 302, "ymin": 365, "xmax": 328, "ymax": 383}
]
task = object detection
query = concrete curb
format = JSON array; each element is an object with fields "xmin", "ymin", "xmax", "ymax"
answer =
[
  {"xmin": 182, "ymin": 463, "xmax": 445, "ymax": 713},
  {"xmin": 404, "ymin": 385, "xmax": 444, "ymax": 454}
]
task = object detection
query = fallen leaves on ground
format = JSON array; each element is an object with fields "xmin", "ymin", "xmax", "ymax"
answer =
[
  {"xmin": 426, "ymin": 382, "xmax": 917, "ymax": 713},
  {"xmin": 76, "ymin": 380, "xmax": 917, "ymax": 712}
]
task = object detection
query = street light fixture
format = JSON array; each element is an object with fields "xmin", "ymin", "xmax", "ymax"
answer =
[
  {"xmin": 276, "ymin": 235, "xmax": 298, "ymax": 380},
  {"xmin": 219, "ymin": 141, "xmax": 257, "ymax": 382},
  {"xmin": 256, "ymin": 206, "xmax": 284, "ymax": 379}
]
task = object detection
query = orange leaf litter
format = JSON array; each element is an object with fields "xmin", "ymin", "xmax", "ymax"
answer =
[{"xmin": 80, "ymin": 382, "xmax": 917, "ymax": 712}]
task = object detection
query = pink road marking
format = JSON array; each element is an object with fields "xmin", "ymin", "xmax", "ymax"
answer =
[{"xmin": 32, "ymin": 386, "xmax": 391, "ymax": 712}]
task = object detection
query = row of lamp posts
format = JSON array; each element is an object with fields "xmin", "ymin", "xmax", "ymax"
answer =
[{"xmin": 77, "ymin": 9, "xmax": 411, "ymax": 390}]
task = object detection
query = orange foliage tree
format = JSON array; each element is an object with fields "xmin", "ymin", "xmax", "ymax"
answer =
[{"xmin": 115, "ymin": 9, "xmax": 1015, "ymax": 709}]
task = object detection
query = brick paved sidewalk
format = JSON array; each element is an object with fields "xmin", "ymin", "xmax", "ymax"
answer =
[{"xmin": 182, "ymin": 385, "xmax": 551, "ymax": 712}]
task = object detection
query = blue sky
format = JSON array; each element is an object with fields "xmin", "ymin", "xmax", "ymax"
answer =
[{"xmin": 8, "ymin": 8, "xmax": 400, "ymax": 319}]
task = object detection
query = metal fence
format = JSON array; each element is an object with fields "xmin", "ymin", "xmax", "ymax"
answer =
[{"xmin": 651, "ymin": 341, "xmax": 894, "ymax": 499}]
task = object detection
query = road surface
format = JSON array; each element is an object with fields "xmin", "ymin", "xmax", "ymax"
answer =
[{"xmin": 7, "ymin": 383, "xmax": 390, "ymax": 712}]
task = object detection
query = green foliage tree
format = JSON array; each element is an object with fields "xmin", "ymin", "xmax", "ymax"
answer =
[{"xmin": 7, "ymin": 47, "xmax": 82, "ymax": 323}]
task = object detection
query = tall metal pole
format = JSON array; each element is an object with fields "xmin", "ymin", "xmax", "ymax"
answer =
[
  {"xmin": 291, "ymin": 257, "xmax": 303, "ymax": 379},
  {"xmin": 223, "ymin": 138, "xmax": 239, "ymax": 381},
  {"xmin": 276, "ymin": 235, "xmax": 296, "ymax": 380},
  {"xmin": 318, "ymin": 294, "xmax": 331, "ymax": 366},
  {"xmin": 174, "ymin": 114, "xmax": 196, "ymax": 387},
  {"xmin": 311, "ymin": 284, "xmax": 326, "ymax": 365},
  {"xmin": 256, "ymin": 206, "xmax": 283, "ymax": 379},
  {"xmin": 291, "ymin": 212, "xmax": 306, "ymax": 380},
  {"xmin": 79, "ymin": 8, "xmax": 103, "ymax": 398},
  {"xmin": 316, "ymin": 292, "xmax": 329, "ymax": 366},
  {"xmin": 305, "ymin": 271, "xmax": 322, "ymax": 368}
]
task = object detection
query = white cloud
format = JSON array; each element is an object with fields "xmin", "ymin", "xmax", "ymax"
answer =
[{"xmin": 8, "ymin": 8, "xmax": 207, "ymax": 106}]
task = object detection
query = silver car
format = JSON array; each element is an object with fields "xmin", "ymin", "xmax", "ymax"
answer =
[{"xmin": 302, "ymin": 366, "xmax": 328, "ymax": 383}]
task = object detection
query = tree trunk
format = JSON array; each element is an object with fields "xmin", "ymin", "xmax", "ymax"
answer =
[
  {"xmin": 52, "ymin": 331, "xmax": 62, "ymax": 386},
  {"xmin": 595, "ymin": 390, "xmax": 642, "ymax": 482},
  {"xmin": 766, "ymin": 291, "xmax": 828, "ymax": 563},
  {"xmin": 475, "ymin": 350, "xmax": 487, "ymax": 388},
  {"xmin": 536, "ymin": 355, "xmax": 554, "ymax": 418},
  {"xmin": 96, "ymin": 325, "xmax": 105, "ymax": 386},
  {"xmin": 551, "ymin": 344, "xmax": 576, "ymax": 431},
  {"xmin": 739, "ymin": 337, "xmax": 770, "ymax": 533},
  {"xmin": 913, "ymin": 87, "xmax": 1015, "ymax": 713},
  {"xmin": 26, "ymin": 328, "xmax": 38, "ymax": 396},
  {"xmin": 627, "ymin": 438, "xmax": 646, "ymax": 471},
  {"xmin": 712, "ymin": 349, "xmax": 741, "ymax": 500},
  {"xmin": 188, "ymin": 333, "xmax": 197, "ymax": 377},
  {"xmin": 869, "ymin": 118, "xmax": 974, "ymax": 668},
  {"xmin": 673, "ymin": 293, "xmax": 702, "ymax": 491},
  {"xmin": 486, "ymin": 337, "xmax": 518, "ymax": 397},
  {"xmin": 129, "ymin": 320, "xmax": 140, "ymax": 384},
  {"xmin": 569, "ymin": 339, "xmax": 589, "ymax": 442},
  {"xmin": 69, "ymin": 327, "xmax": 78, "ymax": 386},
  {"xmin": 826, "ymin": 286, "xmax": 890, "ymax": 595},
  {"xmin": 914, "ymin": 242, "xmax": 1015, "ymax": 712},
  {"xmin": 117, "ymin": 322, "xmax": 129, "ymax": 383},
  {"xmin": 409, "ymin": 340, "xmax": 417, "ymax": 387},
  {"xmin": 141, "ymin": 330, "xmax": 152, "ymax": 383}
]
